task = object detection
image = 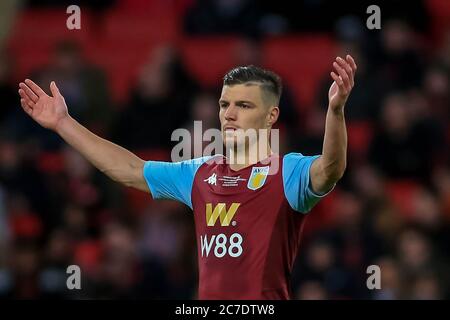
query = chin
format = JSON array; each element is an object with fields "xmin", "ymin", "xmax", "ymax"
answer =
[{"xmin": 224, "ymin": 138, "xmax": 247, "ymax": 152}]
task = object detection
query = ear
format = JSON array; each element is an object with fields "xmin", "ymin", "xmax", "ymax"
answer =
[{"xmin": 266, "ymin": 106, "xmax": 280, "ymax": 127}]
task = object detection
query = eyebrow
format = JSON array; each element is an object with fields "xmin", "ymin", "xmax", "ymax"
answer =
[{"xmin": 218, "ymin": 100, "xmax": 256, "ymax": 106}]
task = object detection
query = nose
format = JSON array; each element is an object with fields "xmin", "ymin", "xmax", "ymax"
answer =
[{"xmin": 224, "ymin": 104, "xmax": 238, "ymax": 121}]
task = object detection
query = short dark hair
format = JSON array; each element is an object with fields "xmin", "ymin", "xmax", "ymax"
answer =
[{"xmin": 223, "ymin": 65, "xmax": 282, "ymax": 105}]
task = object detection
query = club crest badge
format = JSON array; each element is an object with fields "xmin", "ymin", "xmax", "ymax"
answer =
[{"xmin": 247, "ymin": 166, "xmax": 269, "ymax": 190}]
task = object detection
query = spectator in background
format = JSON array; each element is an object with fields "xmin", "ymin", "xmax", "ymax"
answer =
[
  {"xmin": 373, "ymin": 20, "xmax": 426, "ymax": 92},
  {"xmin": 372, "ymin": 256, "xmax": 401, "ymax": 300},
  {"xmin": 368, "ymin": 92, "xmax": 440, "ymax": 182},
  {"xmin": 296, "ymin": 280, "xmax": 328, "ymax": 300},
  {"xmin": 39, "ymin": 229, "xmax": 73, "ymax": 298},
  {"xmin": 184, "ymin": 0, "xmax": 263, "ymax": 37},
  {"xmin": 317, "ymin": 40, "xmax": 383, "ymax": 121},
  {"xmin": 182, "ymin": 91, "xmax": 221, "ymax": 160},
  {"xmin": 293, "ymin": 238, "xmax": 358, "ymax": 299},
  {"xmin": 33, "ymin": 41, "xmax": 113, "ymax": 136},
  {"xmin": 0, "ymin": 241, "xmax": 41, "ymax": 299},
  {"xmin": 0, "ymin": 51, "xmax": 17, "ymax": 128},
  {"xmin": 94, "ymin": 221, "xmax": 140, "ymax": 299},
  {"xmin": 137, "ymin": 201, "xmax": 196, "ymax": 299},
  {"xmin": 112, "ymin": 45, "xmax": 199, "ymax": 151},
  {"xmin": 432, "ymin": 165, "xmax": 450, "ymax": 224},
  {"xmin": 395, "ymin": 225, "xmax": 449, "ymax": 298},
  {"xmin": 436, "ymin": 29, "xmax": 450, "ymax": 69},
  {"xmin": 0, "ymin": 136, "xmax": 55, "ymax": 233},
  {"xmin": 422, "ymin": 65, "xmax": 449, "ymax": 129},
  {"xmin": 410, "ymin": 272, "xmax": 443, "ymax": 300}
]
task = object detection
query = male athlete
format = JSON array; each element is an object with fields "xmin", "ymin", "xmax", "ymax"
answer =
[{"xmin": 18, "ymin": 55, "xmax": 357, "ymax": 299}]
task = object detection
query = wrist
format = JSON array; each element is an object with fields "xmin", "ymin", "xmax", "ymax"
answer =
[
  {"xmin": 328, "ymin": 104, "xmax": 345, "ymax": 116},
  {"xmin": 55, "ymin": 115, "xmax": 74, "ymax": 135}
]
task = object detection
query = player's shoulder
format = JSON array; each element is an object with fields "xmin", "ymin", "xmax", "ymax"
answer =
[
  {"xmin": 180, "ymin": 154, "xmax": 225, "ymax": 171},
  {"xmin": 283, "ymin": 152, "xmax": 306, "ymax": 160},
  {"xmin": 191, "ymin": 154, "xmax": 225, "ymax": 165}
]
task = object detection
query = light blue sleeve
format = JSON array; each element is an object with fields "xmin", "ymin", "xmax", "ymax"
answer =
[
  {"xmin": 282, "ymin": 153, "xmax": 335, "ymax": 214},
  {"xmin": 143, "ymin": 156, "xmax": 213, "ymax": 210}
]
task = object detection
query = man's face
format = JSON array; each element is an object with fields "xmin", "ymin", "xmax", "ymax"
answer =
[{"xmin": 219, "ymin": 84, "xmax": 273, "ymax": 148}]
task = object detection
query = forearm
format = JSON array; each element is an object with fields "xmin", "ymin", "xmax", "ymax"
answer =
[
  {"xmin": 321, "ymin": 106, "xmax": 347, "ymax": 180},
  {"xmin": 56, "ymin": 116, "xmax": 146, "ymax": 188}
]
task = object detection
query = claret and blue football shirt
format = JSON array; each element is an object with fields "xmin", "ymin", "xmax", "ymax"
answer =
[{"xmin": 143, "ymin": 153, "xmax": 333, "ymax": 299}]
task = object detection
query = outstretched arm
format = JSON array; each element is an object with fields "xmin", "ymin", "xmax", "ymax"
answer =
[
  {"xmin": 18, "ymin": 79, "xmax": 149, "ymax": 192},
  {"xmin": 310, "ymin": 55, "xmax": 357, "ymax": 194}
]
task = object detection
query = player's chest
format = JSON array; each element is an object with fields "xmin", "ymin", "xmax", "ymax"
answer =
[{"xmin": 191, "ymin": 164, "xmax": 286, "ymax": 231}]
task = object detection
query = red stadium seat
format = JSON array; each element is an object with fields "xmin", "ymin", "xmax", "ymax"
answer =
[
  {"xmin": 426, "ymin": 0, "xmax": 450, "ymax": 43},
  {"xmin": 7, "ymin": 9, "xmax": 93, "ymax": 80},
  {"xmin": 73, "ymin": 240, "xmax": 102, "ymax": 276},
  {"xmin": 10, "ymin": 47, "xmax": 52, "ymax": 81},
  {"xmin": 302, "ymin": 188, "xmax": 340, "ymax": 238},
  {"xmin": 37, "ymin": 151, "xmax": 66, "ymax": 174},
  {"xmin": 84, "ymin": 39, "xmax": 156, "ymax": 104},
  {"xmin": 102, "ymin": 9, "xmax": 179, "ymax": 46},
  {"xmin": 386, "ymin": 180, "xmax": 422, "ymax": 218},
  {"xmin": 262, "ymin": 35, "xmax": 337, "ymax": 109},
  {"xmin": 10, "ymin": 211, "xmax": 43, "ymax": 239},
  {"xmin": 7, "ymin": 9, "xmax": 92, "ymax": 52},
  {"xmin": 179, "ymin": 36, "xmax": 242, "ymax": 88},
  {"xmin": 346, "ymin": 121, "xmax": 374, "ymax": 157}
]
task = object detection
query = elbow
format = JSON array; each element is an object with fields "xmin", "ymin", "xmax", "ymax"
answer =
[{"xmin": 324, "ymin": 163, "xmax": 346, "ymax": 183}]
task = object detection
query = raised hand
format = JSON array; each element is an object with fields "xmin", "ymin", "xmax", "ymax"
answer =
[
  {"xmin": 18, "ymin": 79, "xmax": 69, "ymax": 131},
  {"xmin": 328, "ymin": 55, "xmax": 357, "ymax": 112}
]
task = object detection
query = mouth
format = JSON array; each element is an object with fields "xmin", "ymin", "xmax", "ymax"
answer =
[{"xmin": 223, "ymin": 126, "xmax": 239, "ymax": 132}]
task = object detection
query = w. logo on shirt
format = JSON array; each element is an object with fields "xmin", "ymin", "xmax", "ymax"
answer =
[{"xmin": 206, "ymin": 203, "xmax": 240, "ymax": 226}]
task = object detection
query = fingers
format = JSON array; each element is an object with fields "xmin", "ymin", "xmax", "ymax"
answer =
[
  {"xmin": 24, "ymin": 79, "xmax": 47, "ymax": 98},
  {"xmin": 20, "ymin": 98, "xmax": 33, "ymax": 116},
  {"xmin": 50, "ymin": 81, "xmax": 61, "ymax": 98},
  {"xmin": 336, "ymin": 56, "xmax": 354, "ymax": 87},
  {"xmin": 330, "ymin": 71, "xmax": 342, "ymax": 85},
  {"xmin": 19, "ymin": 82, "xmax": 39, "ymax": 103},
  {"xmin": 18, "ymin": 88, "xmax": 35, "ymax": 108},
  {"xmin": 332, "ymin": 55, "xmax": 357, "ymax": 93},
  {"xmin": 346, "ymin": 54, "xmax": 357, "ymax": 73},
  {"xmin": 332, "ymin": 61, "xmax": 350, "ymax": 93}
]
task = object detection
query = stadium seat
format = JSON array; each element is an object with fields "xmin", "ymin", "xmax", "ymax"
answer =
[
  {"xmin": 385, "ymin": 180, "xmax": 422, "ymax": 218},
  {"xmin": 10, "ymin": 211, "xmax": 43, "ymax": 239},
  {"xmin": 73, "ymin": 240, "xmax": 102, "ymax": 276},
  {"xmin": 7, "ymin": 9, "xmax": 92, "ymax": 52},
  {"xmin": 262, "ymin": 35, "xmax": 337, "ymax": 109},
  {"xmin": 346, "ymin": 121, "xmax": 374, "ymax": 157},
  {"xmin": 302, "ymin": 188, "xmax": 340, "ymax": 238},
  {"xmin": 10, "ymin": 48, "xmax": 52, "ymax": 81},
  {"xmin": 7, "ymin": 9, "xmax": 93, "ymax": 80},
  {"xmin": 425, "ymin": 0, "xmax": 450, "ymax": 43},
  {"xmin": 102, "ymin": 9, "xmax": 179, "ymax": 46},
  {"xmin": 83, "ymin": 38, "xmax": 157, "ymax": 104},
  {"xmin": 179, "ymin": 36, "xmax": 242, "ymax": 88},
  {"xmin": 37, "ymin": 151, "xmax": 66, "ymax": 174}
]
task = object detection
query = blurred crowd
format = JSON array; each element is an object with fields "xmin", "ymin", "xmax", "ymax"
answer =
[{"xmin": 0, "ymin": 0, "xmax": 449, "ymax": 299}]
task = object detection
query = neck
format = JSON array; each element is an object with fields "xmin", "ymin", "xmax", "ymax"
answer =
[{"xmin": 227, "ymin": 140, "xmax": 273, "ymax": 171}]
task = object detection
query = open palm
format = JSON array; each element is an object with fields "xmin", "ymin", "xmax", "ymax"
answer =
[{"xmin": 18, "ymin": 79, "xmax": 68, "ymax": 131}]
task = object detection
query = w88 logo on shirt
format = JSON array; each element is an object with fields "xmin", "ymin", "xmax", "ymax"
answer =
[
  {"xmin": 200, "ymin": 233, "xmax": 243, "ymax": 258},
  {"xmin": 201, "ymin": 203, "xmax": 244, "ymax": 258}
]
